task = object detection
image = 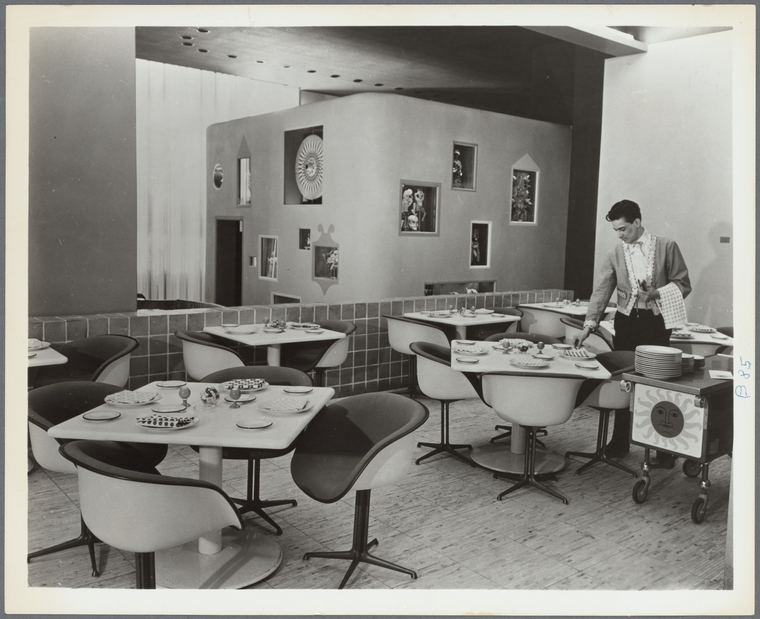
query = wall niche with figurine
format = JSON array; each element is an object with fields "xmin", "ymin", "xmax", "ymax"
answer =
[
  {"xmin": 452, "ymin": 142, "xmax": 477, "ymax": 191},
  {"xmin": 284, "ymin": 126, "xmax": 323, "ymax": 205}
]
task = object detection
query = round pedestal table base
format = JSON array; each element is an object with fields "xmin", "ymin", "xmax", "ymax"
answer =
[
  {"xmin": 155, "ymin": 528, "xmax": 282, "ymax": 589},
  {"xmin": 470, "ymin": 442, "xmax": 568, "ymax": 476}
]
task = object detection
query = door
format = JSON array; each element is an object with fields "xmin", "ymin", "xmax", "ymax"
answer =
[{"xmin": 215, "ymin": 219, "xmax": 242, "ymax": 306}]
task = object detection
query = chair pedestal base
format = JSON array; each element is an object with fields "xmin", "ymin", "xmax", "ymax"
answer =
[
  {"xmin": 303, "ymin": 490, "xmax": 417, "ymax": 589},
  {"xmin": 496, "ymin": 427, "xmax": 569, "ymax": 504},
  {"xmin": 565, "ymin": 409, "xmax": 638, "ymax": 478},
  {"xmin": 27, "ymin": 515, "xmax": 100, "ymax": 577},
  {"xmin": 416, "ymin": 401, "xmax": 473, "ymax": 466},
  {"xmin": 231, "ymin": 457, "xmax": 296, "ymax": 536}
]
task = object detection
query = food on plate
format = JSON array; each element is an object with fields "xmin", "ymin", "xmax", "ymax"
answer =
[
  {"xmin": 136, "ymin": 414, "xmax": 195, "ymax": 429},
  {"xmin": 562, "ymin": 348, "xmax": 594, "ymax": 358},
  {"xmin": 221, "ymin": 378, "xmax": 267, "ymax": 391}
]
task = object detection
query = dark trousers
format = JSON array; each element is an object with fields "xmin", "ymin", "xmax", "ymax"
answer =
[{"xmin": 609, "ymin": 309, "xmax": 672, "ymax": 451}]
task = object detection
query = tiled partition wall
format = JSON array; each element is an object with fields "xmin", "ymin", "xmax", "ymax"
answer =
[{"xmin": 29, "ymin": 289, "xmax": 572, "ymax": 398}]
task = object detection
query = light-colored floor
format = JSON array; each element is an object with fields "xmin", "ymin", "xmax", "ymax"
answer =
[{"xmin": 27, "ymin": 397, "xmax": 731, "ymax": 590}]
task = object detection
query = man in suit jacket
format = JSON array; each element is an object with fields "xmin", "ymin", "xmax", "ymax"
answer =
[{"xmin": 576, "ymin": 199, "xmax": 691, "ymax": 468}]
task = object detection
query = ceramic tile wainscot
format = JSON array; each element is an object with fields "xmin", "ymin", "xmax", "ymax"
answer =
[{"xmin": 28, "ymin": 289, "xmax": 572, "ymax": 396}]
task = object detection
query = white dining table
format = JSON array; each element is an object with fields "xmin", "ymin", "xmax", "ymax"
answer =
[
  {"xmin": 49, "ymin": 380, "xmax": 335, "ymax": 589},
  {"xmin": 204, "ymin": 324, "xmax": 345, "ymax": 366},
  {"xmin": 404, "ymin": 310, "xmax": 520, "ymax": 340},
  {"xmin": 600, "ymin": 320, "xmax": 734, "ymax": 357},
  {"xmin": 450, "ymin": 339, "xmax": 612, "ymax": 476},
  {"xmin": 28, "ymin": 343, "xmax": 68, "ymax": 368},
  {"xmin": 518, "ymin": 301, "xmax": 617, "ymax": 318}
]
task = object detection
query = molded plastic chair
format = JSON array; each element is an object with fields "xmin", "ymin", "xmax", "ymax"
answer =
[
  {"xmin": 60, "ymin": 440, "xmax": 243, "ymax": 589},
  {"xmin": 198, "ymin": 366, "xmax": 313, "ymax": 535},
  {"xmin": 384, "ymin": 315, "xmax": 451, "ymax": 396},
  {"xmin": 560, "ymin": 316, "xmax": 613, "ymax": 354},
  {"xmin": 280, "ymin": 320, "xmax": 357, "ymax": 386},
  {"xmin": 410, "ymin": 341, "xmax": 478, "ymax": 466},
  {"xmin": 518, "ymin": 306, "xmax": 567, "ymax": 339},
  {"xmin": 481, "ymin": 372, "xmax": 585, "ymax": 504},
  {"xmin": 565, "ymin": 351, "xmax": 637, "ymax": 477},
  {"xmin": 176, "ymin": 330, "xmax": 244, "ymax": 381},
  {"xmin": 28, "ymin": 382, "xmax": 168, "ymax": 576},
  {"xmin": 290, "ymin": 392, "xmax": 429, "ymax": 589},
  {"xmin": 468, "ymin": 307, "xmax": 523, "ymax": 341},
  {"xmin": 31, "ymin": 335, "xmax": 138, "ymax": 388},
  {"xmin": 483, "ymin": 332, "xmax": 562, "ymax": 443}
]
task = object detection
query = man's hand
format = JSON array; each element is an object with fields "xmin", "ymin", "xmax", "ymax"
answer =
[
  {"xmin": 574, "ymin": 327, "xmax": 591, "ymax": 348},
  {"xmin": 637, "ymin": 287, "xmax": 660, "ymax": 304}
]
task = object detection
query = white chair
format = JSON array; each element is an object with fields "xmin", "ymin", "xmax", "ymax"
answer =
[
  {"xmin": 175, "ymin": 330, "xmax": 244, "ymax": 381},
  {"xmin": 384, "ymin": 315, "xmax": 451, "ymax": 395},
  {"xmin": 28, "ymin": 382, "xmax": 168, "ymax": 577},
  {"xmin": 280, "ymin": 320, "xmax": 356, "ymax": 387},
  {"xmin": 518, "ymin": 306, "xmax": 567, "ymax": 339},
  {"xmin": 560, "ymin": 316, "xmax": 613, "ymax": 354},
  {"xmin": 410, "ymin": 341, "xmax": 478, "ymax": 466},
  {"xmin": 565, "ymin": 351, "xmax": 638, "ymax": 477},
  {"xmin": 291, "ymin": 393, "xmax": 428, "ymax": 589},
  {"xmin": 481, "ymin": 372, "xmax": 585, "ymax": 504},
  {"xmin": 60, "ymin": 440, "xmax": 244, "ymax": 589}
]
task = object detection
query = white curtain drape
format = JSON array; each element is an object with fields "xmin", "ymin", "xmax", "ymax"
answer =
[{"xmin": 135, "ymin": 60, "xmax": 298, "ymax": 301}]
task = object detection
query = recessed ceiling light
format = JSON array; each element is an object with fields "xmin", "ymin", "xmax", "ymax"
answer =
[
  {"xmin": 283, "ymin": 65, "xmax": 291, "ymax": 69},
  {"xmin": 330, "ymin": 75, "xmax": 340, "ymax": 78},
  {"xmin": 374, "ymin": 83, "xmax": 383, "ymax": 87},
  {"xmin": 256, "ymin": 60, "xmax": 264, "ymax": 64},
  {"xmin": 228, "ymin": 55, "xmax": 237, "ymax": 59},
  {"xmin": 198, "ymin": 49, "xmax": 208, "ymax": 53},
  {"xmin": 353, "ymin": 79, "xmax": 363, "ymax": 83},
  {"xmin": 307, "ymin": 70, "xmax": 316, "ymax": 73},
  {"xmin": 183, "ymin": 42, "xmax": 193, "ymax": 47},
  {"xmin": 394, "ymin": 87, "xmax": 404, "ymax": 91},
  {"xmin": 197, "ymin": 28, "xmax": 209, "ymax": 33},
  {"xmin": 181, "ymin": 35, "xmax": 192, "ymax": 40}
]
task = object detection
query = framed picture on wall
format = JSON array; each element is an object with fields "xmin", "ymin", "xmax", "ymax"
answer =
[
  {"xmin": 259, "ymin": 235, "xmax": 278, "ymax": 281},
  {"xmin": 510, "ymin": 169, "xmax": 538, "ymax": 224},
  {"xmin": 469, "ymin": 221, "xmax": 491, "ymax": 268},
  {"xmin": 313, "ymin": 245, "xmax": 339, "ymax": 280},
  {"xmin": 399, "ymin": 180, "xmax": 440, "ymax": 236},
  {"xmin": 452, "ymin": 142, "xmax": 477, "ymax": 191}
]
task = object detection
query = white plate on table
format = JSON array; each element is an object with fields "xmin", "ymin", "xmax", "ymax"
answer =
[
  {"xmin": 552, "ymin": 344, "xmax": 572, "ymax": 350},
  {"xmin": 306, "ymin": 329, "xmax": 324, "ymax": 334},
  {"xmin": 290, "ymin": 323, "xmax": 320, "ymax": 330},
  {"xmin": 28, "ymin": 352, "xmax": 37, "ymax": 358},
  {"xmin": 455, "ymin": 357, "xmax": 480, "ymax": 364},
  {"xmin": 690, "ymin": 325, "xmax": 716, "ymax": 333},
  {"xmin": 223, "ymin": 325, "xmax": 257, "ymax": 335},
  {"xmin": 711, "ymin": 333, "xmax": 728, "ymax": 340},
  {"xmin": 151, "ymin": 404, "xmax": 188, "ymax": 414},
  {"xmin": 474, "ymin": 308, "xmax": 494, "ymax": 314},
  {"xmin": 283, "ymin": 386, "xmax": 313, "ymax": 394},
  {"xmin": 453, "ymin": 346, "xmax": 488, "ymax": 356},
  {"xmin": 456, "ymin": 340, "xmax": 476, "ymax": 346},
  {"xmin": 105, "ymin": 391, "xmax": 162, "ymax": 406},
  {"xmin": 224, "ymin": 394, "xmax": 257, "ymax": 403},
  {"xmin": 575, "ymin": 362, "xmax": 600, "ymax": 370},
  {"xmin": 220, "ymin": 379, "xmax": 268, "ymax": 392},
  {"xmin": 156, "ymin": 380, "xmax": 187, "ymax": 389},
  {"xmin": 83, "ymin": 411, "xmax": 121, "ymax": 422},
  {"xmin": 28, "ymin": 339, "xmax": 51, "ymax": 350},
  {"xmin": 258, "ymin": 399, "xmax": 313, "ymax": 414},
  {"xmin": 671, "ymin": 332, "xmax": 694, "ymax": 339},
  {"xmin": 236, "ymin": 420, "xmax": 273, "ymax": 430},
  {"xmin": 509, "ymin": 355, "xmax": 551, "ymax": 369},
  {"xmin": 531, "ymin": 352, "xmax": 556, "ymax": 360},
  {"xmin": 263, "ymin": 327, "xmax": 285, "ymax": 333}
]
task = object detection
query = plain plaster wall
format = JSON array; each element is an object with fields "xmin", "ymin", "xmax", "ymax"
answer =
[
  {"xmin": 596, "ymin": 31, "xmax": 733, "ymax": 327},
  {"xmin": 207, "ymin": 93, "xmax": 572, "ymax": 305},
  {"xmin": 29, "ymin": 28, "xmax": 138, "ymax": 315}
]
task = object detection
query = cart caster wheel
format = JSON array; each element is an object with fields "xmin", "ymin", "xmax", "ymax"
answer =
[
  {"xmin": 691, "ymin": 497, "xmax": 707, "ymax": 524},
  {"xmin": 632, "ymin": 479, "xmax": 648, "ymax": 504},
  {"xmin": 682, "ymin": 459, "xmax": 702, "ymax": 478}
]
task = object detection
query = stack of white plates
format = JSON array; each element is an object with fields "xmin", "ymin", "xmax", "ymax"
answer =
[
  {"xmin": 635, "ymin": 345, "xmax": 683, "ymax": 379},
  {"xmin": 681, "ymin": 353, "xmax": 695, "ymax": 373}
]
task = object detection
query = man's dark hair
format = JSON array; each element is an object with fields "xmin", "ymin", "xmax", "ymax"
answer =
[{"xmin": 606, "ymin": 200, "xmax": 642, "ymax": 223}]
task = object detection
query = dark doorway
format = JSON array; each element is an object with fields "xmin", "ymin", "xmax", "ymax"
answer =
[{"xmin": 215, "ymin": 219, "xmax": 243, "ymax": 306}]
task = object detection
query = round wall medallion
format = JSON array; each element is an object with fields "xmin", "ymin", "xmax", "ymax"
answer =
[
  {"xmin": 213, "ymin": 164, "xmax": 224, "ymax": 188},
  {"xmin": 295, "ymin": 134, "xmax": 323, "ymax": 200}
]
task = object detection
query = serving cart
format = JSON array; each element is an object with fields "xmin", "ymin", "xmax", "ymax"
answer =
[{"xmin": 621, "ymin": 362, "xmax": 733, "ymax": 523}]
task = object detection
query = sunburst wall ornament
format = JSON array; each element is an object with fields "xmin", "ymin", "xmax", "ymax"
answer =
[{"xmin": 295, "ymin": 134, "xmax": 324, "ymax": 201}]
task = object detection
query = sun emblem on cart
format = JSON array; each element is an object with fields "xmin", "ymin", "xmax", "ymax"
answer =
[{"xmin": 633, "ymin": 388, "xmax": 702, "ymax": 452}]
